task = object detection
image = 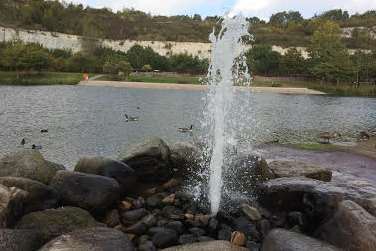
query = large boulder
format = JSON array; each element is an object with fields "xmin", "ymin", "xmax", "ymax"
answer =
[
  {"xmin": 120, "ymin": 137, "xmax": 173, "ymax": 183},
  {"xmin": 74, "ymin": 157, "xmax": 136, "ymax": 194},
  {"xmin": 0, "ymin": 177, "xmax": 58, "ymax": 213},
  {"xmin": 316, "ymin": 200, "xmax": 376, "ymax": 251},
  {"xmin": 0, "ymin": 229, "xmax": 44, "ymax": 251},
  {"xmin": 161, "ymin": 241, "xmax": 248, "ymax": 251},
  {"xmin": 258, "ymin": 176, "xmax": 376, "ymax": 219},
  {"xmin": 15, "ymin": 206, "xmax": 101, "ymax": 242},
  {"xmin": 0, "ymin": 184, "xmax": 28, "ymax": 227},
  {"xmin": 39, "ymin": 227, "xmax": 135, "ymax": 251},
  {"xmin": 0, "ymin": 150, "xmax": 60, "ymax": 184},
  {"xmin": 50, "ymin": 171, "xmax": 120, "ymax": 213},
  {"xmin": 262, "ymin": 229, "xmax": 340, "ymax": 251},
  {"xmin": 267, "ymin": 161, "xmax": 332, "ymax": 182},
  {"xmin": 170, "ymin": 142, "xmax": 200, "ymax": 176}
]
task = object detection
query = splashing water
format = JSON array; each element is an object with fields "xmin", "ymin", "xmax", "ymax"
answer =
[{"xmin": 203, "ymin": 15, "xmax": 252, "ymax": 215}]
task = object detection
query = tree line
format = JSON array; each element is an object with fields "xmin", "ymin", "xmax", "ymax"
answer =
[{"xmin": 0, "ymin": 0, "xmax": 375, "ymax": 49}]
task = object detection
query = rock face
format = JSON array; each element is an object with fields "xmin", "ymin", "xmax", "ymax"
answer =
[
  {"xmin": 0, "ymin": 150, "xmax": 60, "ymax": 184},
  {"xmin": 50, "ymin": 171, "xmax": 120, "ymax": 213},
  {"xmin": 0, "ymin": 184, "xmax": 28, "ymax": 227},
  {"xmin": 161, "ymin": 240, "xmax": 249, "ymax": 251},
  {"xmin": 267, "ymin": 161, "xmax": 332, "ymax": 182},
  {"xmin": 0, "ymin": 229, "xmax": 44, "ymax": 251},
  {"xmin": 39, "ymin": 227, "xmax": 135, "ymax": 251},
  {"xmin": 75, "ymin": 157, "xmax": 136, "ymax": 194},
  {"xmin": 258, "ymin": 177, "xmax": 376, "ymax": 222},
  {"xmin": 120, "ymin": 137, "xmax": 173, "ymax": 183},
  {"xmin": 15, "ymin": 206, "xmax": 101, "ymax": 242},
  {"xmin": 262, "ymin": 229, "xmax": 340, "ymax": 251},
  {"xmin": 0, "ymin": 177, "xmax": 58, "ymax": 213},
  {"xmin": 316, "ymin": 200, "xmax": 376, "ymax": 251}
]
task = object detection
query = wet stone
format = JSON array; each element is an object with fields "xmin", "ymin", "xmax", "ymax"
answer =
[
  {"xmin": 165, "ymin": 221, "xmax": 184, "ymax": 234},
  {"xmin": 179, "ymin": 234, "xmax": 197, "ymax": 245},
  {"xmin": 189, "ymin": 227, "xmax": 206, "ymax": 237}
]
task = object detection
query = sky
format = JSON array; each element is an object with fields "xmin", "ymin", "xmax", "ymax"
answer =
[{"xmin": 65, "ymin": 0, "xmax": 376, "ymax": 20}]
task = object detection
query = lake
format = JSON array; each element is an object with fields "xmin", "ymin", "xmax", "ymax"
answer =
[{"xmin": 1, "ymin": 85, "xmax": 376, "ymax": 169}]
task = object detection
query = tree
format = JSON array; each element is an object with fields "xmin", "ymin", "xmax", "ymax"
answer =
[
  {"xmin": 246, "ymin": 45, "xmax": 281, "ymax": 75},
  {"xmin": 126, "ymin": 45, "xmax": 170, "ymax": 71},
  {"xmin": 319, "ymin": 9, "xmax": 349, "ymax": 21},
  {"xmin": 269, "ymin": 11, "xmax": 303, "ymax": 27},
  {"xmin": 308, "ymin": 21, "xmax": 354, "ymax": 83},
  {"xmin": 281, "ymin": 48, "xmax": 306, "ymax": 76}
]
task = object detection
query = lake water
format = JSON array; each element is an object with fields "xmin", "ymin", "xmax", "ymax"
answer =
[{"xmin": 1, "ymin": 85, "xmax": 376, "ymax": 169}]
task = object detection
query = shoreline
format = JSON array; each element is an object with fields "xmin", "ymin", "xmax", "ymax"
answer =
[{"xmin": 79, "ymin": 80, "xmax": 326, "ymax": 95}]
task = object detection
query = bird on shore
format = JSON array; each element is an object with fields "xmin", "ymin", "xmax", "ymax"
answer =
[
  {"xmin": 32, "ymin": 144, "xmax": 42, "ymax": 150},
  {"xmin": 359, "ymin": 131, "xmax": 370, "ymax": 141},
  {"xmin": 178, "ymin": 125, "xmax": 193, "ymax": 133},
  {"xmin": 318, "ymin": 132, "xmax": 341, "ymax": 144},
  {"xmin": 40, "ymin": 129, "xmax": 48, "ymax": 133},
  {"xmin": 124, "ymin": 114, "xmax": 139, "ymax": 122},
  {"xmin": 21, "ymin": 138, "xmax": 26, "ymax": 145}
]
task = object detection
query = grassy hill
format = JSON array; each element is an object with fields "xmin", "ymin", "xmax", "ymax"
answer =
[{"xmin": 0, "ymin": 0, "xmax": 375, "ymax": 50}]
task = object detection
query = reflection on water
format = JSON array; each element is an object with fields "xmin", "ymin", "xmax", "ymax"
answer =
[{"xmin": 0, "ymin": 85, "xmax": 375, "ymax": 168}]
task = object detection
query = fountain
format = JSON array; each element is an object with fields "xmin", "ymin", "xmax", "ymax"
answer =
[{"xmin": 203, "ymin": 14, "xmax": 252, "ymax": 215}]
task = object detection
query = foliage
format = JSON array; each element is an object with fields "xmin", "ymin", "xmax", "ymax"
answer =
[
  {"xmin": 308, "ymin": 21, "xmax": 354, "ymax": 82},
  {"xmin": 246, "ymin": 45, "xmax": 282, "ymax": 75},
  {"xmin": 126, "ymin": 45, "xmax": 170, "ymax": 71},
  {"xmin": 169, "ymin": 54, "xmax": 208, "ymax": 74}
]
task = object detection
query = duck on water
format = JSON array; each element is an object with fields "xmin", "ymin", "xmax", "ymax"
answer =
[
  {"xmin": 124, "ymin": 114, "xmax": 139, "ymax": 122},
  {"xmin": 178, "ymin": 125, "xmax": 193, "ymax": 133}
]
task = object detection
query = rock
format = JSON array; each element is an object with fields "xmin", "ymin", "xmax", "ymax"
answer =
[
  {"xmin": 162, "ymin": 194, "xmax": 176, "ymax": 204},
  {"xmin": 0, "ymin": 177, "xmax": 58, "ymax": 213},
  {"xmin": 208, "ymin": 218, "xmax": 219, "ymax": 234},
  {"xmin": 189, "ymin": 227, "xmax": 206, "ymax": 236},
  {"xmin": 120, "ymin": 137, "xmax": 173, "ymax": 183},
  {"xmin": 120, "ymin": 200, "xmax": 133, "ymax": 211},
  {"xmin": 15, "ymin": 206, "xmax": 101, "ymax": 242},
  {"xmin": 267, "ymin": 161, "xmax": 332, "ymax": 182},
  {"xmin": 170, "ymin": 142, "xmax": 199, "ymax": 176},
  {"xmin": 121, "ymin": 208, "xmax": 148, "ymax": 225},
  {"xmin": 166, "ymin": 221, "xmax": 184, "ymax": 234},
  {"xmin": 162, "ymin": 178, "xmax": 180, "ymax": 190},
  {"xmin": 258, "ymin": 177, "xmax": 376, "ymax": 224},
  {"xmin": 257, "ymin": 219, "xmax": 271, "ymax": 238},
  {"xmin": 0, "ymin": 229, "xmax": 44, "ymax": 251},
  {"xmin": 150, "ymin": 227, "xmax": 178, "ymax": 248},
  {"xmin": 231, "ymin": 231, "xmax": 246, "ymax": 246},
  {"xmin": 139, "ymin": 241, "xmax": 157, "ymax": 251},
  {"xmin": 218, "ymin": 225, "xmax": 232, "ymax": 241},
  {"xmin": 287, "ymin": 212, "xmax": 304, "ymax": 228},
  {"xmin": 198, "ymin": 236, "xmax": 215, "ymax": 242},
  {"xmin": 39, "ymin": 227, "xmax": 135, "ymax": 251},
  {"xmin": 0, "ymin": 184, "xmax": 28, "ymax": 227},
  {"xmin": 104, "ymin": 209, "xmax": 120, "ymax": 227},
  {"xmin": 246, "ymin": 241, "xmax": 260, "ymax": 251},
  {"xmin": 51, "ymin": 170, "xmax": 120, "ymax": 213},
  {"xmin": 123, "ymin": 214, "xmax": 157, "ymax": 235},
  {"xmin": 316, "ymin": 200, "xmax": 376, "ymax": 251},
  {"xmin": 146, "ymin": 193, "xmax": 165, "ymax": 208},
  {"xmin": 241, "ymin": 204, "xmax": 262, "ymax": 221},
  {"xmin": 179, "ymin": 234, "xmax": 197, "ymax": 245},
  {"xmin": 162, "ymin": 205, "xmax": 184, "ymax": 220},
  {"xmin": 233, "ymin": 217, "xmax": 259, "ymax": 241},
  {"xmin": 45, "ymin": 160, "xmax": 65, "ymax": 172},
  {"xmin": 161, "ymin": 240, "xmax": 249, "ymax": 251},
  {"xmin": 0, "ymin": 150, "xmax": 59, "ymax": 184},
  {"xmin": 262, "ymin": 229, "xmax": 340, "ymax": 251},
  {"xmin": 75, "ymin": 157, "xmax": 136, "ymax": 194}
]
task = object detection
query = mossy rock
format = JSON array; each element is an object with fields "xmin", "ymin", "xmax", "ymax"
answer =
[
  {"xmin": 15, "ymin": 206, "xmax": 102, "ymax": 242},
  {"xmin": 0, "ymin": 150, "xmax": 59, "ymax": 184}
]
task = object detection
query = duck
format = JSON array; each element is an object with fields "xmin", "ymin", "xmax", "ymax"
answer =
[
  {"xmin": 32, "ymin": 144, "xmax": 42, "ymax": 150},
  {"xmin": 178, "ymin": 125, "xmax": 193, "ymax": 133},
  {"xmin": 318, "ymin": 132, "xmax": 341, "ymax": 144},
  {"xmin": 124, "ymin": 114, "xmax": 139, "ymax": 122},
  {"xmin": 40, "ymin": 129, "xmax": 48, "ymax": 133},
  {"xmin": 21, "ymin": 138, "xmax": 26, "ymax": 145}
]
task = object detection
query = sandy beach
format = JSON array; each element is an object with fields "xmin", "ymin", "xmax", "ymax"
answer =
[{"xmin": 79, "ymin": 80, "xmax": 326, "ymax": 95}]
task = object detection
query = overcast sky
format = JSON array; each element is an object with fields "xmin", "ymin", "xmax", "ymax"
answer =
[{"xmin": 65, "ymin": 0, "xmax": 376, "ymax": 20}]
